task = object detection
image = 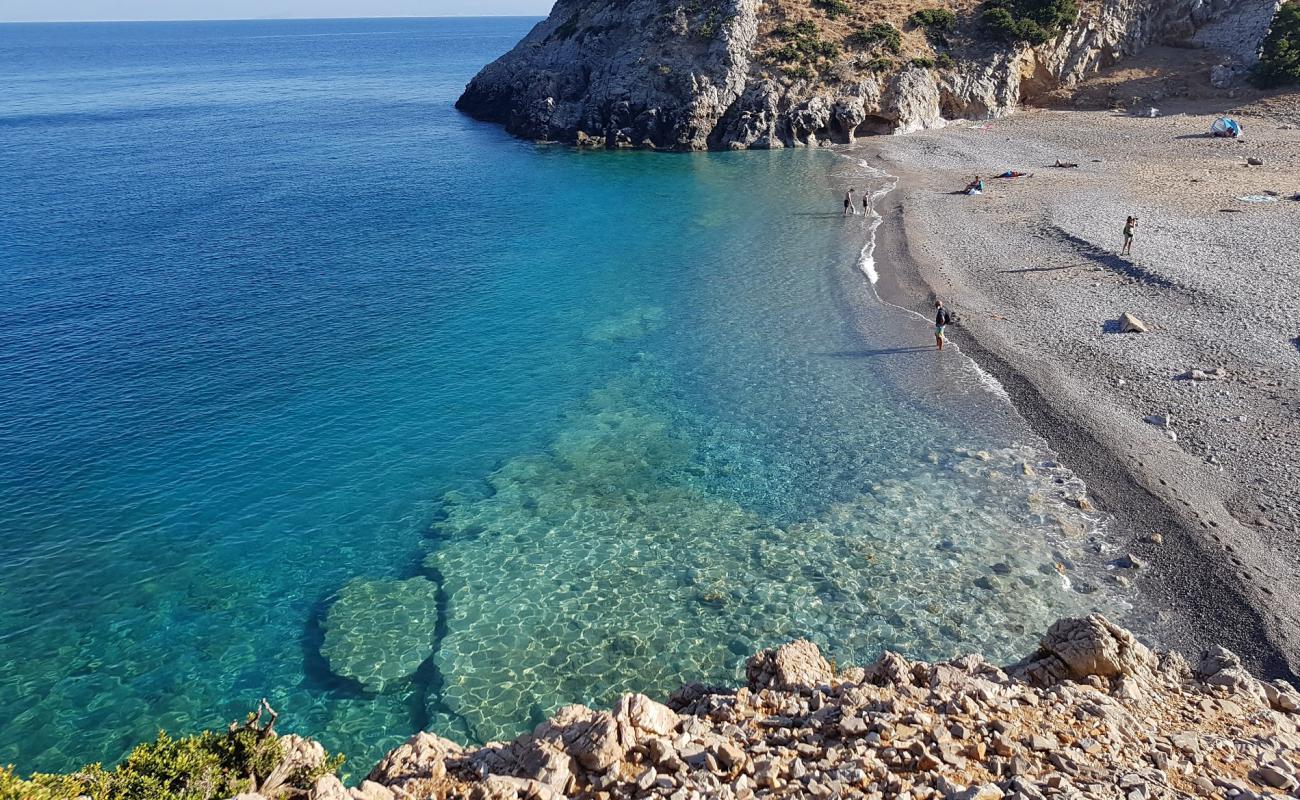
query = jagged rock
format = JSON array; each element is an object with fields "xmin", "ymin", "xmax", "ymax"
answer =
[
  {"xmin": 613, "ymin": 692, "xmax": 679, "ymax": 737},
  {"xmin": 1254, "ymin": 765, "xmax": 1297, "ymax": 789},
  {"xmin": 533, "ymin": 704, "xmax": 625, "ymax": 771},
  {"xmin": 470, "ymin": 775, "xmax": 565, "ymax": 800},
  {"xmin": 1262, "ymin": 679, "xmax": 1300, "ymax": 712},
  {"xmin": 866, "ymin": 651, "xmax": 914, "ymax": 687},
  {"xmin": 356, "ymin": 614, "xmax": 1300, "ymax": 800},
  {"xmin": 1011, "ymin": 614, "xmax": 1156, "ymax": 684},
  {"xmin": 952, "ymin": 783, "xmax": 1005, "ymax": 799},
  {"xmin": 309, "ymin": 774, "xmax": 350, "ymax": 800},
  {"xmin": 746, "ymin": 639, "xmax": 833, "ymax": 691},
  {"xmin": 455, "ymin": 0, "xmax": 1256, "ymax": 150},
  {"xmin": 367, "ymin": 731, "xmax": 461, "ymax": 796},
  {"xmin": 1119, "ymin": 312, "xmax": 1149, "ymax": 333},
  {"xmin": 320, "ymin": 577, "xmax": 441, "ymax": 692},
  {"xmin": 348, "ymin": 780, "xmax": 395, "ymax": 800}
]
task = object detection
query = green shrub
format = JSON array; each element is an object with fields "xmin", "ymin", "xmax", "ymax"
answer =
[
  {"xmin": 981, "ymin": 0, "xmax": 1077, "ymax": 44},
  {"xmin": 0, "ymin": 706, "xmax": 343, "ymax": 800},
  {"xmin": 813, "ymin": 0, "xmax": 853, "ymax": 19},
  {"xmin": 865, "ymin": 56, "xmax": 895, "ymax": 73},
  {"xmin": 773, "ymin": 20, "xmax": 820, "ymax": 38},
  {"xmin": 1252, "ymin": 1, "xmax": 1300, "ymax": 88},
  {"xmin": 909, "ymin": 56, "xmax": 936, "ymax": 68},
  {"xmin": 909, "ymin": 8, "xmax": 957, "ymax": 31},
  {"xmin": 766, "ymin": 17, "xmax": 840, "ymax": 75},
  {"xmin": 935, "ymin": 52, "xmax": 957, "ymax": 68},
  {"xmin": 696, "ymin": 8, "xmax": 732, "ymax": 38},
  {"xmin": 848, "ymin": 22, "xmax": 902, "ymax": 54}
]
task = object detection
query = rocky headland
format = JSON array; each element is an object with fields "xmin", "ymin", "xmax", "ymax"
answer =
[
  {"xmin": 454, "ymin": 0, "xmax": 1281, "ymax": 149},
  {"xmin": 40, "ymin": 615, "xmax": 1293, "ymax": 800}
]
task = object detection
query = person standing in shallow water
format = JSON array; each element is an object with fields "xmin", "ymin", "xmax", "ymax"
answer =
[
  {"xmin": 1121, "ymin": 216, "xmax": 1138, "ymax": 256},
  {"xmin": 934, "ymin": 300, "xmax": 952, "ymax": 351},
  {"xmin": 843, "ymin": 188, "xmax": 856, "ymax": 216}
]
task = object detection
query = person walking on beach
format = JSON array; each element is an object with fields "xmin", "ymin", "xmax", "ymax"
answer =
[
  {"xmin": 844, "ymin": 188, "xmax": 857, "ymax": 216},
  {"xmin": 862, "ymin": 192, "xmax": 871, "ymax": 214},
  {"xmin": 1121, "ymin": 216, "xmax": 1138, "ymax": 256},
  {"xmin": 934, "ymin": 300, "xmax": 952, "ymax": 351}
]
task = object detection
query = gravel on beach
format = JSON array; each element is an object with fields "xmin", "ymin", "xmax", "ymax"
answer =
[{"xmin": 863, "ymin": 104, "xmax": 1300, "ymax": 680}]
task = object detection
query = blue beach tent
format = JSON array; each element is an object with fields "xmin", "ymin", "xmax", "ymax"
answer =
[{"xmin": 1210, "ymin": 117, "xmax": 1242, "ymax": 137}]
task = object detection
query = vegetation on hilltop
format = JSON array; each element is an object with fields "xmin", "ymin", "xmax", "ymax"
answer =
[
  {"xmin": 981, "ymin": 0, "xmax": 1079, "ymax": 44},
  {"xmin": 1252, "ymin": 1, "xmax": 1300, "ymax": 88}
]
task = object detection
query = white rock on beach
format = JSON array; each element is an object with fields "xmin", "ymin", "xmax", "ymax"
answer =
[{"xmin": 1119, "ymin": 312, "xmax": 1148, "ymax": 333}]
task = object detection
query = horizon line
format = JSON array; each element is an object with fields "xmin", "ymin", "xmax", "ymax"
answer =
[{"xmin": 0, "ymin": 13, "xmax": 546, "ymax": 24}]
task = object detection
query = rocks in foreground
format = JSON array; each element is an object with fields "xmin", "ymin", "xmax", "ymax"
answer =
[{"xmin": 331, "ymin": 614, "xmax": 1300, "ymax": 800}]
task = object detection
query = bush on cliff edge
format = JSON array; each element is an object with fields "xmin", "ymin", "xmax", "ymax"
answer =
[
  {"xmin": 0, "ymin": 707, "xmax": 342, "ymax": 800},
  {"xmin": 981, "ymin": 0, "xmax": 1078, "ymax": 45},
  {"xmin": 1252, "ymin": 1, "xmax": 1300, "ymax": 88}
]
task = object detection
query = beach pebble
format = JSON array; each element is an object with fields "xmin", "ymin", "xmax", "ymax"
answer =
[
  {"xmin": 1115, "ymin": 553, "xmax": 1144, "ymax": 570},
  {"xmin": 1246, "ymin": 157, "xmax": 1264, "ymax": 166}
]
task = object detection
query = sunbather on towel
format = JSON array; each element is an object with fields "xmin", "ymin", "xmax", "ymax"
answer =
[{"xmin": 997, "ymin": 170, "xmax": 1033, "ymax": 178}]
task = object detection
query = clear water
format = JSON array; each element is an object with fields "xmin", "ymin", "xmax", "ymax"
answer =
[{"xmin": 0, "ymin": 18, "xmax": 1127, "ymax": 775}]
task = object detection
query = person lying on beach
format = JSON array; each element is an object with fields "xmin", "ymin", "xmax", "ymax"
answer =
[
  {"xmin": 843, "ymin": 188, "xmax": 856, "ymax": 216},
  {"xmin": 1053, "ymin": 160, "xmax": 1079, "ymax": 168},
  {"xmin": 963, "ymin": 176, "xmax": 984, "ymax": 195},
  {"xmin": 996, "ymin": 170, "xmax": 1033, "ymax": 178}
]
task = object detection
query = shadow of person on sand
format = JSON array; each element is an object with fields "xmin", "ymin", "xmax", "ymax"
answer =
[
  {"xmin": 1000, "ymin": 264, "xmax": 1078, "ymax": 274},
  {"xmin": 1052, "ymin": 229, "xmax": 1178, "ymax": 289}
]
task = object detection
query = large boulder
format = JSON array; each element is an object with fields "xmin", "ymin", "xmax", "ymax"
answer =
[
  {"xmin": 746, "ymin": 639, "xmax": 834, "ymax": 691},
  {"xmin": 320, "ymin": 577, "xmax": 441, "ymax": 692},
  {"xmin": 1010, "ymin": 614, "xmax": 1156, "ymax": 685},
  {"xmin": 1119, "ymin": 312, "xmax": 1149, "ymax": 333},
  {"xmin": 309, "ymin": 775, "xmax": 350, "ymax": 800}
]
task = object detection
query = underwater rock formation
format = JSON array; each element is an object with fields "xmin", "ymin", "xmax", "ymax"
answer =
[{"xmin": 320, "ymin": 577, "xmax": 441, "ymax": 693}]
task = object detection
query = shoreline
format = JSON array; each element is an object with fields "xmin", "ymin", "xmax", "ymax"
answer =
[{"xmin": 856, "ymin": 107, "xmax": 1300, "ymax": 681}]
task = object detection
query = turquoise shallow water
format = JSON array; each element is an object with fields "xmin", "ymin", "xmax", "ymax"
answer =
[{"xmin": 0, "ymin": 17, "xmax": 1127, "ymax": 774}]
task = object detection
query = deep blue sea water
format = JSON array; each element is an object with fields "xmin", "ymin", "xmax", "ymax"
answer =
[{"xmin": 0, "ymin": 17, "xmax": 1126, "ymax": 774}]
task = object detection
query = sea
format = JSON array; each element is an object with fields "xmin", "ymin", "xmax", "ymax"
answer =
[{"xmin": 0, "ymin": 17, "xmax": 1127, "ymax": 775}]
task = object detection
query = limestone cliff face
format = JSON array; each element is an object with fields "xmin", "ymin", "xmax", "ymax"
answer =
[
  {"xmin": 456, "ymin": 0, "xmax": 1268, "ymax": 150},
  {"xmin": 455, "ymin": 0, "xmax": 760, "ymax": 150}
]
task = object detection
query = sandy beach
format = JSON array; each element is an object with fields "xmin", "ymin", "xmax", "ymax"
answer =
[{"xmin": 864, "ymin": 102, "xmax": 1300, "ymax": 680}]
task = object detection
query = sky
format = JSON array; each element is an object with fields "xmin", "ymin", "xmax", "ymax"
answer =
[{"xmin": 0, "ymin": 1, "xmax": 553, "ymax": 23}]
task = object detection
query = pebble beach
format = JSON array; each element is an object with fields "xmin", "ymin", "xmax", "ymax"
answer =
[{"xmin": 867, "ymin": 102, "xmax": 1300, "ymax": 680}]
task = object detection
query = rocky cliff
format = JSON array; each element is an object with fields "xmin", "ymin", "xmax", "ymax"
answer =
[
  {"xmin": 454, "ymin": 0, "xmax": 1280, "ymax": 150},
  {"xmin": 243, "ymin": 615, "xmax": 1300, "ymax": 800}
]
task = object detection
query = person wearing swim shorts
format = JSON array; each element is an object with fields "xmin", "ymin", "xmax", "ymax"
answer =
[
  {"xmin": 934, "ymin": 300, "xmax": 952, "ymax": 351},
  {"xmin": 843, "ymin": 188, "xmax": 856, "ymax": 216},
  {"xmin": 1121, "ymin": 216, "xmax": 1138, "ymax": 255}
]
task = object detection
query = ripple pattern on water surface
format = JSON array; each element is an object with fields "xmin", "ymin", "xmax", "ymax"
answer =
[{"xmin": 423, "ymin": 367, "xmax": 1126, "ymax": 744}]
